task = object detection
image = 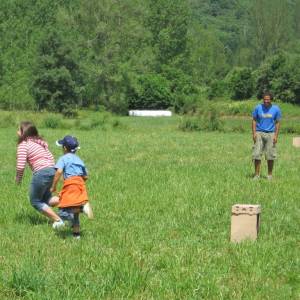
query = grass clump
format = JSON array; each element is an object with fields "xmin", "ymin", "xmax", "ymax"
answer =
[
  {"xmin": 7, "ymin": 262, "xmax": 46, "ymax": 297},
  {"xmin": 179, "ymin": 107, "xmax": 224, "ymax": 132},
  {"xmin": 43, "ymin": 115, "xmax": 62, "ymax": 129},
  {"xmin": 0, "ymin": 113, "xmax": 16, "ymax": 128}
]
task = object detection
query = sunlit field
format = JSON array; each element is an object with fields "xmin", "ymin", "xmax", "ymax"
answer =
[{"xmin": 0, "ymin": 116, "xmax": 299, "ymax": 299}]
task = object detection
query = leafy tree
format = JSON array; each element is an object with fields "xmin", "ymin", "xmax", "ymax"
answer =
[
  {"xmin": 31, "ymin": 31, "xmax": 82, "ymax": 113},
  {"xmin": 129, "ymin": 73, "xmax": 172, "ymax": 109},
  {"xmin": 249, "ymin": 0, "xmax": 293, "ymax": 64},
  {"xmin": 226, "ymin": 67, "xmax": 254, "ymax": 100},
  {"xmin": 255, "ymin": 52, "xmax": 300, "ymax": 103},
  {"xmin": 147, "ymin": 0, "xmax": 189, "ymax": 67}
]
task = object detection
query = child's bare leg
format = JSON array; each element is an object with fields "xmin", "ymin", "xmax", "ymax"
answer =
[{"xmin": 72, "ymin": 212, "xmax": 80, "ymax": 238}]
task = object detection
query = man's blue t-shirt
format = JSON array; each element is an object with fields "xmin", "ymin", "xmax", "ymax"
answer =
[
  {"xmin": 55, "ymin": 153, "xmax": 87, "ymax": 179},
  {"xmin": 252, "ymin": 104, "xmax": 281, "ymax": 132}
]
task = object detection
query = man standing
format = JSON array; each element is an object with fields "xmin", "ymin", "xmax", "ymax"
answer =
[{"xmin": 252, "ymin": 92, "xmax": 281, "ymax": 180}]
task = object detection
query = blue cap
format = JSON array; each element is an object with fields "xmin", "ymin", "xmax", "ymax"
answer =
[{"xmin": 56, "ymin": 135, "xmax": 80, "ymax": 152}]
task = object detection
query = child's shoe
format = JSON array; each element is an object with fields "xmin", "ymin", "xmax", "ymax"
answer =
[
  {"xmin": 73, "ymin": 233, "xmax": 81, "ymax": 240},
  {"xmin": 52, "ymin": 219, "xmax": 65, "ymax": 230},
  {"xmin": 82, "ymin": 202, "xmax": 94, "ymax": 219}
]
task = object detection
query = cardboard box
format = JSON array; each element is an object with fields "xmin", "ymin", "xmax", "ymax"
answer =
[
  {"xmin": 230, "ymin": 204, "xmax": 261, "ymax": 243},
  {"xmin": 293, "ymin": 137, "xmax": 300, "ymax": 148}
]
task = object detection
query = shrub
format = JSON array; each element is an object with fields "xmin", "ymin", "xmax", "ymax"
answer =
[
  {"xmin": 43, "ymin": 116, "xmax": 62, "ymax": 129},
  {"xmin": 226, "ymin": 67, "xmax": 254, "ymax": 100},
  {"xmin": 207, "ymin": 80, "xmax": 228, "ymax": 99},
  {"xmin": 31, "ymin": 31, "xmax": 83, "ymax": 113},
  {"xmin": 255, "ymin": 52, "xmax": 300, "ymax": 104},
  {"xmin": 202, "ymin": 107, "xmax": 224, "ymax": 131},
  {"xmin": 112, "ymin": 119, "xmax": 122, "ymax": 128},
  {"xmin": 178, "ymin": 117, "xmax": 201, "ymax": 131},
  {"xmin": 0, "ymin": 113, "xmax": 16, "ymax": 128},
  {"xmin": 178, "ymin": 107, "xmax": 224, "ymax": 132},
  {"xmin": 129, "ymin": 73, "xmax": 172, "ymax": 109},
  {"xmin": 76, "ymin": 113, "xmax": 110, "ymax": 130},
  {"xmin": 62, "ymin": 107, "xmax": 78, "ymax": 118}
]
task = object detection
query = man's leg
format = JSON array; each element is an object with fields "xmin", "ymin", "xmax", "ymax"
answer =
[
  {"xmin": 254, "ymin": 159, "xmax": 261, "ymax": 176},
  {"xmin": 266, "ymin": 132, "xmax": 276, "ymax": 178},
  {"xmin": 252, "ymin": 132, "xmax": 262, "ymax": 178},
  {"xmin": 267, "ymin": 160, "xmax": 274, "ymax": 176}
]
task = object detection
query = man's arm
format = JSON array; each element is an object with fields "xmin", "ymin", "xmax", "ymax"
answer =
[
  {"xmin": 273, "ymin": 121, "xmax": 280, "ymax": 144},
  {"xmin": 252, "ymin": 119, "xmax": 257, "ymax": 143},
  {"xmin": 50, "ymin": 169, "xmax": 63, "ymax": 193}
]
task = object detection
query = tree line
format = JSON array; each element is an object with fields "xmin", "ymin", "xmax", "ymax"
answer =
[{"xmin": 0, "ymin": 0, "xmax": 299, "ymax": 114}]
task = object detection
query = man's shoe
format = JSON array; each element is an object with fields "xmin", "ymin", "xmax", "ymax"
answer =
[{"xmin": 82, "ymin": 202, "xmax": 94, "ymax": 219}]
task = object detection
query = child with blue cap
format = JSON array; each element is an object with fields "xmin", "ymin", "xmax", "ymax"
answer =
[{"xmin": 50, "ymin": 135, "xmax": 93, "ymax": 238}]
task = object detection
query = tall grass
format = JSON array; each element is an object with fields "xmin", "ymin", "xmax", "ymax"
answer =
[{"xmin": 0, "ymin": 114, "xmax": 299, "ymax": 299}]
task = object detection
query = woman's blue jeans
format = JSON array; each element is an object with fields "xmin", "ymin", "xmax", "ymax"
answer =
[{"xmin": 29, "ymin": 167, "xmax": 55, "ymax": 212}]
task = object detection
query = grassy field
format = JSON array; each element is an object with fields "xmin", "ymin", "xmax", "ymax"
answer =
[{"xmin": 0, "ymin": 115, "xmax": 299, "ymax": 299}]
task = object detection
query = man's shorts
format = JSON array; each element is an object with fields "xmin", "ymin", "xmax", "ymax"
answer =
[{"xmin": 252, "ymin": 132, "xmax": 277, "ymax": 160}]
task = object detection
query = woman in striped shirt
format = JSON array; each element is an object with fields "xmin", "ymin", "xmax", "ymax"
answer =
[{"xmin": 16, "ymin": 121, "xmax": 64, "ymax": 229}]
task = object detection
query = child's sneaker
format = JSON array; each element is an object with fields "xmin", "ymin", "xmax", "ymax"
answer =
[
  {"xmin": 252, "ymin": 175, "xmax": 260, "ymax": 180},
  {"xmin": 82, "ymin": 202, "xmax": 94, "ymax": 219},
  {"xmin": 267, "ymin": 175, "xmax": 273, "ymax": 181},
  {"xmin": 52, "ymin": 219, "xmax": 65, "ymax": 230},
  {"xmin": 73, "ymin": 233, "xmax": 81, "ymax": 240}
]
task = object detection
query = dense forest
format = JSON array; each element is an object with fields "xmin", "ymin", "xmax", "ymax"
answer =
[{"xmin": 0, "ymin": 0, "xmax": 300, "ymax": 114}]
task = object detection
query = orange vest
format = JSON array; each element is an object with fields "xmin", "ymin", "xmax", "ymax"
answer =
[{"xmin": 59, "ymin": 176, "xmax": 88, "ymax": 208}]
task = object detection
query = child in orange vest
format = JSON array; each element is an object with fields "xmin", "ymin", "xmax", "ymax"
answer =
[{"xmin": 50, "ymin": 135, "xmax": 93, "ymax": 239}]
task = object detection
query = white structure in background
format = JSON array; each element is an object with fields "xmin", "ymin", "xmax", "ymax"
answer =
[{"xmin": 129, "ymin": 110, "xmax": 172, "ymax": 117}]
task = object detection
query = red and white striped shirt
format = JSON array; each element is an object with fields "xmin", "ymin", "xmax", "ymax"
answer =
[{"xmin": 16, "ymin": 138, "xmax": 55, "ymax": 182}]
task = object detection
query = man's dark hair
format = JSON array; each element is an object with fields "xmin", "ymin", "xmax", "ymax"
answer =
[{"xmin": 263, "ymin": 91, "xmax": 273, "ymax": 100}]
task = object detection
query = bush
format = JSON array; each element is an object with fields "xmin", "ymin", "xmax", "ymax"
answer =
[
  {"xmin": 178, "ymin": 107, "xmax": 224, "ymax": 132},
  {"xmin": 207, "ymin": 80, "xmax": 228, "ymax": 99},
  {"xmin": 129, "ymin": 74, "xmax": 172, "ymax": 109},
  {"xmin": 202, "ymin": 107, "xmax": 224, "ymax": 131},
  {"xmin": 226, "ymin": 67, "xmax": 254, "ymax": 100},
  {"xmin": 178, "ymin": 117, "xmax": 201, "ymax": 131},
  {"xmin": 62, "ymin": 107, "xmax": 78, "ymax": 118},
  {"xmin": 76, "ymin": 112, "xmax": 110, "ymax": 130},
  {"xmin": 43, "ymin": 115, "xmax": 62, "ymax": 129},
  {"xmin": 31, "ymin": 31, "xmax": 83, "ymax": 113},
  {"xmin": 255, "ymin": 52, "xmax": 300, "ymax": 104},
  {"xmin": 0, "ymin": 113, "xmax": 16, "ymax": 128}
]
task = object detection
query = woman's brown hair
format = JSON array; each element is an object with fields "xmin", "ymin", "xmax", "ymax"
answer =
[{"xmin": 18, "ymin": 121, "xmax": 43, "ymax": 144}]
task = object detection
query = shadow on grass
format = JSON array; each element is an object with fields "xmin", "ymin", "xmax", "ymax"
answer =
[
  {"xmin": 14, "ymin": 211, "xmax": 49, "ymax": 226},
  {"xmin": 246, "ymin": 172, "xmax": 256, "ymax": 179},
  {"xmin": 54, "ymin": 227, "xmax": 85, "ymax": 240}
]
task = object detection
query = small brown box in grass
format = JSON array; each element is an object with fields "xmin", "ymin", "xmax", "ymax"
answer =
[
  {"xmin": 230, "ymin": 204, "xmax": 261, "ymax": 243},
  {"xmin": 292, "ymin": 137, "xmax": 300, "ymax": 148}
]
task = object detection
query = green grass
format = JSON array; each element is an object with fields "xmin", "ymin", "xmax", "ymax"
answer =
[{"xmin": 0, "ymin": 116, "xmax": 299, "ymax": 299}]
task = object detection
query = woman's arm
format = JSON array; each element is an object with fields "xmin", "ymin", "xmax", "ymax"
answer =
[{"xmin": 16, "ymin": 142, "xmax": 27, "ymax": 184}]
